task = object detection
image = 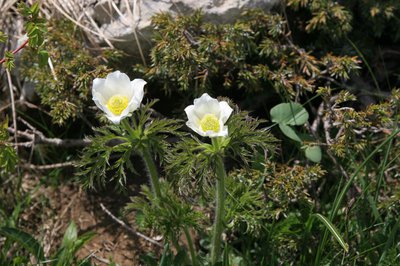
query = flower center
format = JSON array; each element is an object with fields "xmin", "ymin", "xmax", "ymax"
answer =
[
  {"xmin": 106, "ymin": 95, "xmax": 129, "ymax": 115},
  {"xmin": 200, "ymin": 114, "xmax": 220, "ymax": 132}
]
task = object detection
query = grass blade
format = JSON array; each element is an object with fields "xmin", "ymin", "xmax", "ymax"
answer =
[
  {"xmin": 0, "ymin": 227, "xmax": 45, "ymax": 262},
  {"xmin": 314, "ymin": 213, "xmax": 349, "ymax": 252}
]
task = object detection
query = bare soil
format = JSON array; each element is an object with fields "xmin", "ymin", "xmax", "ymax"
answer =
[{"xmin": 19, "ymin": 172, "xmax": 161, "ymax": 266}]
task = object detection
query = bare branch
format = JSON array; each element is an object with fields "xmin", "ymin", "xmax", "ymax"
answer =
[
  {"xmin": 22, "ymin": 161, "xmax": 76, "ymax": 170},
  {"xmin": 99, "ymin": 203, "xmax": 163, "ymax": 247},
  {"xmin": 6, "ymin": 69, "xmax": 18, "ymax": 151},
  {"xmin": 8, "ymin": 127, "xmax": 91, "ymax": 147}
]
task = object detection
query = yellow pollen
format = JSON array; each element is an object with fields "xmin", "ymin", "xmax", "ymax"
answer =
[
  {"xmin": 200, "ymin": 114, "xmax": 220, "ymax": 132},
  {"xmin": 106, "ymin": 95, "xmax": 129, "ymax": 115}
]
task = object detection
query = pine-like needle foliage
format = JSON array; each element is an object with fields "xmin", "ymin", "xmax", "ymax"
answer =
[{"xmin": 21, "ymin": 19, "xmax": 114, "ymax": 125}]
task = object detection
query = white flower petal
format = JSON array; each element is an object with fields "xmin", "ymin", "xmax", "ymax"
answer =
[
  {"xmin": 193, "ymin": 93, "xmax": 220, "ymax": 118},
  {"xmin": 105, "ymin": 112, "xmax": 132, "ymax": 124},
  {"xmin": 185, "ymin": 120, "xmax": 205, "ymax": 137},
  {"xmin": 92, "ymin": 71, "xmax": 146, "ymax": 123},
  {"xmin": 106, "ymin": 114, "xmax": 123, "ymax": 124},
  {"xmin": 105, "ymin": 71, "xmax": 131, "ymax": 95},
  {"xmin": 219, "ymin": 101, "xmax": 233, "ymax": 124},
  {"xmin": 184, "ymin": 93, "xmax": 233, "ymax": 138},
  {"xmin": 184, "ymin": 105, "xmax": 200, "ymax": 124},
  {"xmin": 92, "ymin": 78, "xmax": 114, "ymax": 101},
  {"xmin": 131, "ymin": 79, "xmax": 146, "ymax": 103}
]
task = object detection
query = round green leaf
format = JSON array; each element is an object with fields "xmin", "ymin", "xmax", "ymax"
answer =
[
  {"xmin": 270, "ymin": 102, "xmax": 309, "ymax": 126},
  {"xmin": 279, "ymin": 123, "xmax": 302, "ymax": 142},
  {"xmin": 305, "ymin": 145, "xmax": 322, "ymax": 163}
]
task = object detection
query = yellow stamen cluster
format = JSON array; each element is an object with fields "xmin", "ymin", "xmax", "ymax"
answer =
[
  {"xmin": 200, "ymin": 114, "xmax": 220, "ymax": 133},
  {"xmin": 107, "ymin": 95, "xmax": 129, "ymax": 115}
]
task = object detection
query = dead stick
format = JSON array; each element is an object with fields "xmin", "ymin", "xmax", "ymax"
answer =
[
  {"xmin": 8, "ymin": 127, "xmax": 91, "ymax": 147},
  {"xmin": 99, "ymin": 203, "xmax": 163, "ymax": 247},
  {"xmin": 6, "ymin": 69, "xmax": 18, "ymax": 152},
  {"xmin": 22, "ymin": 161, "xmax": 76, "ymax": 170}
]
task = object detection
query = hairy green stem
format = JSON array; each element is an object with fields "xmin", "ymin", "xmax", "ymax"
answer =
[
  {"xmin": 141, "ymin": 147, "xmax": 162, "ymax": 199},
  {"xmin": 122, "ymin": 119, "xmax": 161, "ymax": 198},
  {"xmin": 210, "ymin": 139, "xmax": 226, "ymax": 265},
  {"xmin": 184, "ymin": 226, "xmax": 197, "ymax": 266}
]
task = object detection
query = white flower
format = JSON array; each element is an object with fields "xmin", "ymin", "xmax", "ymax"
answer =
[
  {"xmin": 92, "ymin": 71, "xmax": 146, "ymax": 124},
  {"xmin": 184, "ymin": 93, "xmax": 233, "ymax": 137}
]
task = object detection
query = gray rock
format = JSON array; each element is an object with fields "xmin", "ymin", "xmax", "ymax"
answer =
[{"xmin": 92, "ymin": 0, "xmax": 280, "ymax": 56}]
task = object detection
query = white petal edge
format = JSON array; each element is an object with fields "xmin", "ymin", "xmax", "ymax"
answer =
[
  {"xmin": 219, "ymin": 101, "xmax": 233, "ymax": 124},
  {"xmin": 184, "ymin": 105, "xmax": 200, "ymax": 125},
  {"xmin": 131, "ymin": 79, "xmax": 146, "ymax": 103},
  {"xmin": 193, "ymin": 93, "xmax": 220, "ymax": 118},
  {"xmin": 185, "ymin": 120, "xmax": 206, "ymax": 137},
  {"xmin": 105, "ymin": 112, "xmax": 132, "ymax": 124}
]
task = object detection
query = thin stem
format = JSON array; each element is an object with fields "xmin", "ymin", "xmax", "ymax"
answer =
[
  {"xmin": 141, "ymin": 147, "xmax": 162, "ymax": 199},
  {"xmin": 6, "ymin": 69, "xmax": 21, "ymax": 195},
  {"xmin": 122, "ymin": 119, "xmax": 161, "ymax": 198},
  {"xmin": 184, "ymin": 226, "xmax": 197, "ymax": 266},
  {"xmin": 210, "ymin": 138, "xmax": 226, "ymax": 265},
  {"xmin": 0, "ymin": 39, "xmax": 29, "ymax": 65}
]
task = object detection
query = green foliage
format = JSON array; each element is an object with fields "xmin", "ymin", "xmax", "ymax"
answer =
[
  {"xmin": 0, "ymin": 118, "xmax": 17, "ymax": 177},
  {"xmin": 1, "ymin": 2, "xmax": 46, "ymax": 70},
  {"xmin": 0, "ymin": 31, "xmax": 7, "ymax": 43},
  {"xmin": 270, "ymin": 102, "xmax": 308, "ymax": 143},
  {"xmin": 0, "ymin": 222, "xmax": 94, "ymax": 266},
  {"xmin": 166, "ymin": 110, "xmax": 276, "ymax": 196},
  {"xmin": 301, "ymin": 0, "xmax": 352, "ymax": 38},
  {"xmin": 139, "ymin": 9, "xmax": 361, "ymax": 118},
  {"xmin": 225, "ymin": 171, "xmax": 268, "ymax": 236},
  {"xmin": 4, "ymin": 51, "xmax": 15, "ymax": 71},
  {"xmin": 0, "ymin": 227, "xmax": 45, "ymax": 263},
  {"xmin": 270, "ymin": 102, "xmax": 309, "ymax": 126},
  {"xmin": 313, "ymin": 213, "xmax": 349, "ymax": 252},
  {"xmin": 51, "ymin": 222, "xmax": 95, "ymax": 266},
  {"xmin": 231, "ymin": 162, "xmax": 324, "ymax": 221},
  {"xmin": 126, "ymin": 182, "xmax": 204, "ymax": 243},
  {"xmin": 18, "ymin": 2, "xmax": 46, "ymax": 49},
  {"xmin": 4, "ymin": 1, "xmax": 400, "ymax": 265},
  {"xmin": 77, "ymin": 101, "xmax": 181, "ymax": 189},
  {"xmin": 21, "ymin": 19, "xmax": 112, "ymax": 125},
  {"xmin": 141, "ymin": 243, "xmax": 188, "ymax": 266},
  {"xmin": 304, "ymin": 145, "xmax": 322, "ymax": 163},
  {"xmin": 270, "ymin": 102, "xmax": 322, "ymax": 162},
  {"xmin": 224, "ymin": 110, "xmax": 277, "ymax": 165},
  {"xmin": 318, "ymin": 88, "xmax": 400, "ymax": 159}
]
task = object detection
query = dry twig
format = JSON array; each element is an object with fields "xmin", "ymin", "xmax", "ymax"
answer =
[
  {"xmin": 8, "ymin": 127, "xmax": 91, "ymax": 147},
  {"xmin": 22, "ymin": 161, "xmax": 76, "ymax": 170},
  {"xmin": 99, "ymin": 203, "xmax": 163, "ymax": 248}
]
